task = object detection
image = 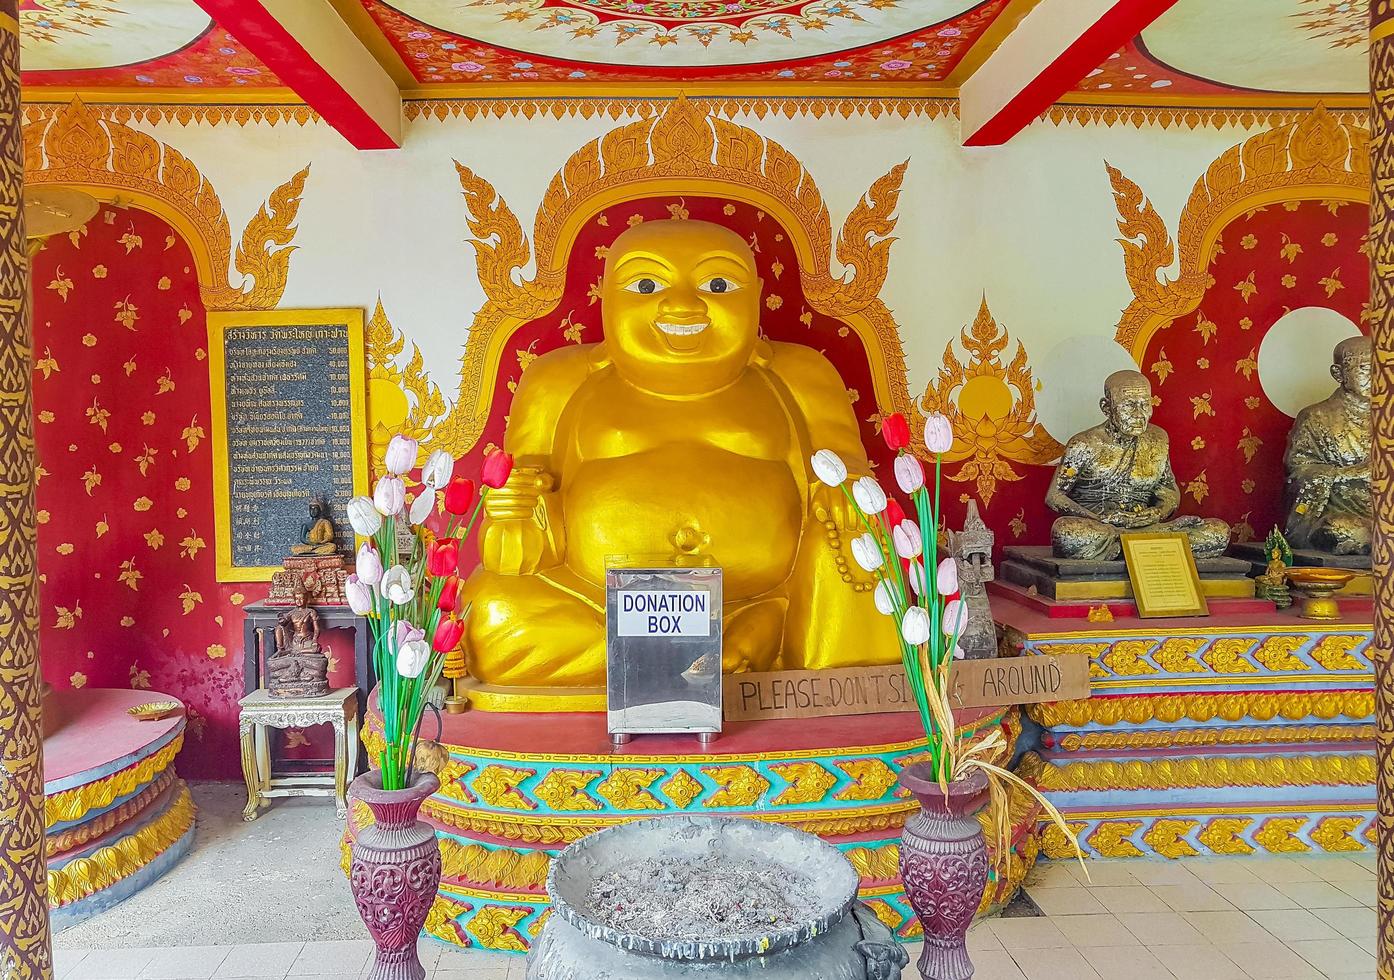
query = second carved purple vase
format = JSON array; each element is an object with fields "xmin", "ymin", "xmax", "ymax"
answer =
[
  {"xmin": 349, "ymin": 771, "xmax": 442, "ymax": 980},
  {"xmin": 898, "ymin": 764, "xmax": 990, "ymax": 980}
]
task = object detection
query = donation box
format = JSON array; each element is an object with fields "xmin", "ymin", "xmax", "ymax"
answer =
[{"xmin": 605, "ymin": 562, "xmax": 722, "ymax": 743}]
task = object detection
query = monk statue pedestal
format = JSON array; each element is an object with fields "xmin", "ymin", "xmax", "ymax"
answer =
[
  {"xmin": 268, "ymin": 554, "xmax": 349, "ymax": 607},
  {"xmin": 1001, "ymin": 546, "xmax": 1256, "ymax": 602}
]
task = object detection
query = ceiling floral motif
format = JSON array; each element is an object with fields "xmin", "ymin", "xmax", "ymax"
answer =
[{"xmin": 367, "ymin": 0, "xmax": 1003, "ymax": 80}]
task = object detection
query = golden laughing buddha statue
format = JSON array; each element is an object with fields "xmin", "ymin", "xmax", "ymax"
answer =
[{"xmin": 460, "ymin": 219, "xmax": 898, "ymax": 689}]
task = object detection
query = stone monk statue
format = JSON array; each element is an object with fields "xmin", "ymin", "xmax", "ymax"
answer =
[
  {"xmin": 291, "ymin": 496, "xmax": 339, "ymax": 556},
  {"xmin": 1284, "ymin": 335, "xmax": 1372, "ymax": 555},
  {"xmin": 268, "ymin": 588, "xmax": 330, "ymax": 698},
  {"xmin": 460, "ymin": 219, "xmax": 899, "ymax": 687},
  {"xmin": 1046, "ymin": 370, "xmax": 1231, "ymax": 561}
]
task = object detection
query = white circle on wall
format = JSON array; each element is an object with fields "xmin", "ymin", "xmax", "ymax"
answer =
[
  {"xmin": 1034, "ymin": 336, "xmax": 1140, "ymax": 449},
  {"xmin": 1257, "ymin": 307, "xmax": 1361, "ymax": 418}
]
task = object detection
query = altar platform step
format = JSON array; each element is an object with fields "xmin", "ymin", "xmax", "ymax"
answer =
[
  {"xmin": 346, "ymin": 700, "xmax": 1043, "ymax": 953},
  {"xmin": 44, "ymin": 689, "xmax": 196, "ymax": 929},
  {"xmin": 992, "ymin": 587, "xmax": 1375, "ymax": 862}
]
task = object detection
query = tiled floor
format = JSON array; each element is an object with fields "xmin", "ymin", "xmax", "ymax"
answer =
[{"xmin": 53, "ymin": 853, "xmax": 1376, "ymax": 980}]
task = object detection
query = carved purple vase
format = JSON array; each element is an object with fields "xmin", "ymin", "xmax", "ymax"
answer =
[
  {"xmin": 897, "ymin": 764, "xmax": 990, "ymax": 980},
  {"xmin": 349, "ymin": 771, "xmax": 442, "ymax": 980}
]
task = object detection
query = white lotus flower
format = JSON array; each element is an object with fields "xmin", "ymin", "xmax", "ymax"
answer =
[
  {"xmin": 380, "ymin": 564, "xmax": 415, "ymax": 605},
  {"xmin": 420, "ymin": 449, "xmax": 454, "ymax": 489},
  {"xmin": 892, "ymin": 518, "xmax": 923, "ymax": 559},
  {"xmin": 873, "ymin": 580, "xmax": 897, "ymax": 616},
  {"xmin": 901, "ymin": 606, "xmax": 931, "ymax": 645},
  {"xmin": 851, "ymin": 476, "xmax": 888, "ymax": 515},
  {"xmin": 810, "ymin": 449, "xmax": 848, "ymax": 487},
  {"xmin": 850, "ymin": 533, "xmax": 884, "ymax": 572},
  {"xmin": 937, "ymin": 556, "xmax": 959, "ymax": 596},
  {"xmin": 894, "ymin": 454, "xmax": 925, "ymax": 494},
  {"xmin": 347, "ymin": 496, "xmax": 382, "ymax": 537}
]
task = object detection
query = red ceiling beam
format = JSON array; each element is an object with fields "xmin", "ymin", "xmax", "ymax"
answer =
[
  {"xmin": 961, "ymin": 0, "xmax": 1179, "ymax": 146},
  {"xmin": 192, "ymin": 0, "xmax": 401, "ymax": 149}
]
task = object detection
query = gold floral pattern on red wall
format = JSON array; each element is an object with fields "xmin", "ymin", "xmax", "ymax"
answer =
[{"xmin": 32, "ymin": 206, "xmax": 252, "ymax": 777}]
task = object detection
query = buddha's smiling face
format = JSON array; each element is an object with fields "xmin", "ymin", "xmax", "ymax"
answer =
[{"xmin": 601, "ymin": 220, "xmax": 763, "ymax": 395}]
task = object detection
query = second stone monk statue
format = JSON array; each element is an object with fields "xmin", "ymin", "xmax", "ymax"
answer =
[
  {"xmin": 461, "ymin": 219, "xmax": 900, "ymax": 687},
  {"xmin": 1046, "ymin": 370, "xmax": 1231, "ymax": 562}
]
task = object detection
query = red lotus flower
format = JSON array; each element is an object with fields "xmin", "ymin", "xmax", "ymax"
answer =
[
  {"xmin": 443, "ymin": 477, "xmax": 475, "ymax": 516},
  {"xmin": 881, "ymin": 412, "xmax": 911, "ymax": 451},
  {"xmin": 433, "ymin": 615, "xmax": 465, "ymax": 654},
  {"xmin": 437, "ymin": 574, "xmax": 460, "ymax": 612},
  {"xmin": 885, "ymin": 497, "xmax": 907, "ymax": 530},
  {"xmin": 426, "ymin": 538, "xmax": 460, "ymax": 578},
  {"xmin": 481, "ymin": 450, "xmax": 514, "ymax": 489}
]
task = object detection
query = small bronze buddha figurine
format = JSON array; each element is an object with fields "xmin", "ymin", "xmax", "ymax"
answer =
[
  {"xmin": 291, "ymin": 496, "xmax": 339, "ymax": 556},
  {"xmin": 1046, "ymin": 370, "xmax": 1230, "ymax": 561},
  {"xmin": 268, "ymin": 588, "xmax": 330, "ymax": 698},
  {"xmin": 1284, "ymin": 336, "xmax": 1372, "ymax": 556}
]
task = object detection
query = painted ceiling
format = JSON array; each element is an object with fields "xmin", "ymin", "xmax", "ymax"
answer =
[
  {"xmin": 360, "ymin": 0, "xmax": 1010, "ymax": 83},
  {"xmin": 19, "ymin": 0, "xmax": 279, "ymax": 90},
  {"xmin": 16, "ymin": 0, "xmax": 1371, "ymax": 102},
  {"xmin": 1071, "ymin": 0, "xmax": 1367, "ymax": 99}
]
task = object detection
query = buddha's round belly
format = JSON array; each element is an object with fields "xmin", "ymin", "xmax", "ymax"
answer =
[{"xmin": 563, "ymin": 447, "xmax": 803, "ymax": 599}]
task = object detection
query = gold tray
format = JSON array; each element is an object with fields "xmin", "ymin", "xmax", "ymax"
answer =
[{"xmin": 128, "ymin": 700, "xmax": 181, "ymax": 722}]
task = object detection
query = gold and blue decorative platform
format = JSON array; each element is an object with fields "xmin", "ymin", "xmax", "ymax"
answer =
[
  {"xmin": 348, "ymin": 700, "xmax": 1042, "ymax": 953},
  {"xmin": 44, "ymin": 689, "xmax": 196, "ymax": 929},
  {"xmin": 991, "ymin": 583, "xmax": 1374, "ymax": 861}
]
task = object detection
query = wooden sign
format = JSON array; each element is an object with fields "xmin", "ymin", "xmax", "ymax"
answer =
[
  {"xmin": 208, "ymin": 309, "xmax": 368, "ymax": 582},
  {"xmin": 947, "ymin": 654, "xmax": 1091, "ymax": 710},
  {"xmin": 723, "ymin": 666, "xmax": 915, "ymax": 721},
  {"xmin": 1120, "ymin": 531, "xmax": 1209, "ymax": 618},
  {"xmin": 723, "ymin": 656, "xmax": 1090, "ymax": 722}
]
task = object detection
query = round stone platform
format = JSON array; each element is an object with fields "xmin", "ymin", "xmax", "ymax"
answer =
[
  {"xmin": 45, "ymin": 689, "xmax": 196, "ymax": 929},
  {"xmin": 348, "ymin": 698, "xmax": 1042, "ymax": 953}
]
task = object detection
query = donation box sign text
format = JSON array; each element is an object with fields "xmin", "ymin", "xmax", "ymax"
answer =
[{"xmin": 615, "ymin": 590, "xmax": 713, "ymax": 638}]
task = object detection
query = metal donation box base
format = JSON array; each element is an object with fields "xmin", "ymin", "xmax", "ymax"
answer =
[{"xmin": 605, "ymin": 563, "xmax": 722, "ymax": 745}]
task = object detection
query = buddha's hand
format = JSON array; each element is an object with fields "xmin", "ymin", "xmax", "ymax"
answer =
[
  {"xmin": 480, "ymin": 466, "xmax": 555, "ymax": 575},
  {"xmin": 810, "ymin": 480, "xmax": 862, "ymax": 533}
]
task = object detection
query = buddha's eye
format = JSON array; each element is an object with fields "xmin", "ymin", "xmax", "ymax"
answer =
[
  {"xmin": 699, "ymin": 277, "xmax": 739, "ymax": 294},
  {"xmin": 624, "ymin": 277, "xmax": 664, "ymax": 295}
]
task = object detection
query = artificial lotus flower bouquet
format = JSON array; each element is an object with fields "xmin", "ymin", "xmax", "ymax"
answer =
[
  {"xmin": 813, "ymin": 411, "xmax": 1080, "ymax": 863},
  {"xmin": 344, "ymin": 434, "xmax": 514, "ymax": 792}
]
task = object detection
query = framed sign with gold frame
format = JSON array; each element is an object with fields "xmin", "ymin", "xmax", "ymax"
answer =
[
  {"xmin": 1119, "ymin": 532, "xmax": 1209, "ymax": 619},
  {"xmin": 207, "ymin": 308, "xmax": 368, "ymax": 582}
]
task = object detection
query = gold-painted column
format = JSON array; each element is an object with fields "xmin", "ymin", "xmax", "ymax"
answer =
[
  {"xmin": 1374, "ymin": 4, "xmax": 1394, "ymax": 978},
  {"xmin": 0, "ymin": 0, "xmax": 52, "ymax": 976}
]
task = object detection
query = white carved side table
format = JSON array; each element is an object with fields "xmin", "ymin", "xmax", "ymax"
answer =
[{"xmin": 239, "ymin": 687, "xmax": 359, "ymax": 821}]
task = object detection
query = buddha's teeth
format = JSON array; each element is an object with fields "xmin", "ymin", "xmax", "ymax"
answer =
[{"xmin": 656, "ymin": 321, "xmax": 708, "ymax": 336}]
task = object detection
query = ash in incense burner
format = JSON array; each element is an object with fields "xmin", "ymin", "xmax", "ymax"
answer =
[
  {"xmin": 583, "ymin": 857, "xmax": 821, "ymax": 941},
  {"xmin": 527, "ymin": 815, "xmax": 908, "ymax": 979}
]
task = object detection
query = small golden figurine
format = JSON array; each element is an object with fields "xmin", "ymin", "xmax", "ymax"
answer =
[
  {"xmin": 1253, "ymin": 527, "xmax": 1293, "ymax": 609},
  {"xmin": 1046, "ymin": 370, "xmax": 1231, "ymax": 561},
  {"xmin": 291, "ymin": 496, "xmax": 340, "ymax": 556},
  {"xmin": 1284, "ymin": 336, "xmax": 1371, "ymax": 556},
  {"xmin": 267, "ymin": 587, "xmax": 331, "ymax": 698}
]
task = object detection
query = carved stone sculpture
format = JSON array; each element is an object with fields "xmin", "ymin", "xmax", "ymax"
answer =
[
  {"xmin": 1046, "ymin": 370, "xmax": 1230, "ymax": 561},
  {"xmin": 950, "ymin": 501, "xmax": 996, "ymax": 659},
  {"xmin": 268, "ymin": 588, "xmax": 330, "ymax": 698},
  {"xmin": 1284, "ymin": 336, "xmax": 1372, "ymax": 556}
]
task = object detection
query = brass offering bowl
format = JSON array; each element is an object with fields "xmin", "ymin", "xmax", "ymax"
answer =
[
  {"xmin": 128, "ymin": 700, "xmax": 182, "ymax": 722},
  {"xmin": 1284, "ymin": 568, "xmax": 1358, "ymax": 621}
]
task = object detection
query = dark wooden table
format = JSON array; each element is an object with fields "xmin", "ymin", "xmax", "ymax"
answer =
[{"xmin": 241, "ymin": 600, "xmax": 374, "ymax": 738}]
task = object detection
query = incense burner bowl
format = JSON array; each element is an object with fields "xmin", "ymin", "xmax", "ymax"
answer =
[{"xmin": 525, "ymin": 815, "xmax": 907, "ymax": 979}]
